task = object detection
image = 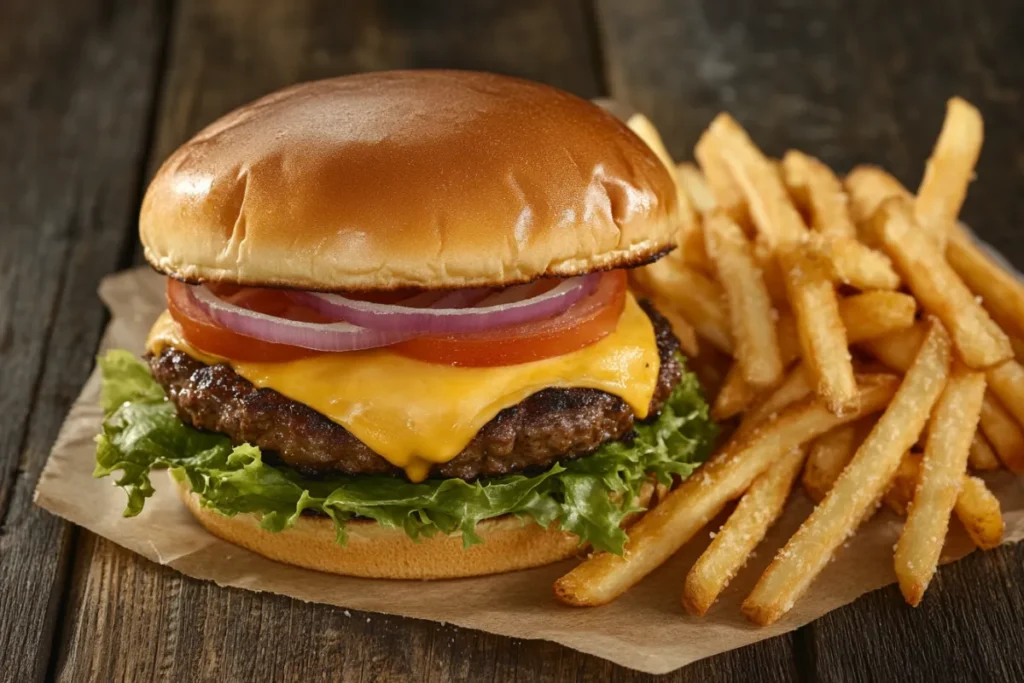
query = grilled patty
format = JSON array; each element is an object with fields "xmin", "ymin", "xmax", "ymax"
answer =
[{"xmin": 149, "ymin": 300, "xmax": 682, "ymax": 481}]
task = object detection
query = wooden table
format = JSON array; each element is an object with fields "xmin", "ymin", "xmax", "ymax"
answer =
[{"xmin": 3, "ymin": 1, "xmax": 1022, "ymax": 680}]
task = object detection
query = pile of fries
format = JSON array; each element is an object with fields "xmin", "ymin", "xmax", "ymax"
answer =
[{"xmin": 554, "ymin": 99, "xmax": 1023, "ymax": 624}]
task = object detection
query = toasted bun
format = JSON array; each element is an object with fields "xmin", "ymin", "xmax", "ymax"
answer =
[
  {"xmin": 141, "ymin": 71, "xmax": 678, "ymax": 291},
  {"xmin": 174, "ymin": 472, "xmax": 658, "ymax": 579}
]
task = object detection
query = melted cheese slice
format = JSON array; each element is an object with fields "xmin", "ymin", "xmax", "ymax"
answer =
[{"xmin": 147, "ymin": 293, "xmax": 659, "ymax": 482}]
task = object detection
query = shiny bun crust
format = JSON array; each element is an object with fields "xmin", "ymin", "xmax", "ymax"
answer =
[
  {"xmin": 141, "ymin": 71, "xmax": 678, "ymax": 291},
  {"xmin": 174, "ymin": 473, "xmax": 581, "ymax": 579}
]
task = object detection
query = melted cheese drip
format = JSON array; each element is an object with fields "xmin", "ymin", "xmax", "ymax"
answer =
[{"xmin": 147, "ymin": 293, "xmax": 659, "ymax": 482}]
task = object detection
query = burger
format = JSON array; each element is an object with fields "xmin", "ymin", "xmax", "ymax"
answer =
[{"xmin": 94, "ymin": 70, "xmax": 715, "ymax": 579}]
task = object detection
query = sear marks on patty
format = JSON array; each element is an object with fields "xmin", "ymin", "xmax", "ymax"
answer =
[{"xmin": 148, "ymin": 300, "xmax": 682, "ymax": 481}]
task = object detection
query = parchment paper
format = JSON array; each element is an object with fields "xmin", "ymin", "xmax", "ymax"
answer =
[{"xmin": 34, "ymin": 267, "xmax": 1024, "ymax": 675}]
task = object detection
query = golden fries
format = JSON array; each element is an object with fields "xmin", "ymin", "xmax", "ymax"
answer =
[
  {"xmin": 955, "ymin": 476, "xmax": 1005, "ymax": 550},
  {"xmin": 782, "ymin": 150, "xmax": 856, "ymax": 239},
  {"xmin": 978, "ymin": 393, "xmax": 1024, "ymax": 472},
  {"xmin": 554, "ymin": 376, "xmax": 899, "ymax": 607},
  {"xmin": 695, "ymin": 127, "xmax": 749, "ymax": 227},
  {"xmin": 676, "ymin": 162, "xmax": 717, "ymax": 216},
  {"xmin": 649, "ymin": 298, "xmax": 700, "ymax": 358},
  {"xmin": 739, "ymin": 364, "xmax": 813, "ymax": 436},
  {"xmin": 833, "ymin": 292, "xmax": 917, "ymax": 344},
  {"xmin": 894, "ymin": 365, "xmax": 986, "ymax": 606},
  {"xmin": 802, "ymin": 421, "xmax": 870, "ymax": 502},
  {"xmin": 968, "ymin": 433, "xmax": 1002, "ymax": 471},
  {"xmin": 985, "ymin": 359, "xmax": 1024, "ymax": 429},
  {"xmin": 626, "ymin": 113, "xmax": 678, "ymax": 176},
  {"xmin": 844, "ymin": 165, "xmax": 911, "ymax": 227},
  {"xmin": 752, "ymin": 237, "xmax": 789, "ymax": 308},
  {"xmin": 816, "ymin": 235, "xmax": 900, "ymax": 291},
  {"xmin": 946, "ymin": 225, "xmax": 1024, "ymax": 341},
  {"xmin": 779, "ymin": 242, "xmax": 857, "ymax": 414},
  {"xmin": 915, "ymin": 98, "xmax": 983, "ymax": 250},
  {"xmin": 683, "ymin": 446, "xmax": 807, "ymax": 616},
  {"xmin": 632, "ymin": 260, "xmax": 733, "ymax": 355},
  {"xmin": 712, "ymin": 363, "xmax": 757, "ymax": 421},
  {"xmin": 868, "ymin": 198, "xmax": 1012, "ymax": 369},
  {"xmin": 705, "ymin": 215, "xmax": 783, "ymax": 388},
  {"xmin": 743, "ymin": 320, "xmax": 951, "ymax": 626}
]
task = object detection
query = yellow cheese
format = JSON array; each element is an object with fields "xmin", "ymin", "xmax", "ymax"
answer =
[{"xmin": 147, "ymin": 293, "xmax": 659, "ymax": 482}]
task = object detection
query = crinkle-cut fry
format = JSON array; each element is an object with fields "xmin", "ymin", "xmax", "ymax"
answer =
[
  {"xmin": 712, "ymin": 363, "xmax": 757, "ymax": 421},
  {"xmin": 978, "ymin": 392, "xmax": 1024, "ymax": 473},
  {"xmin": 868, "ymin": 197, "xmax": 1012, "ymax": 369},
  {"xmin": 915, "ymin": 98, "xmax": 983, "ymax": 250},
  {"xmin": 895, "ymin": 365, "xmax": 986, "ymax": 606},
  {"xmin": 695, "ymin": 126, "xmax": 750, "ymax": 228},
  {"xmin": 985, "ymin": 359, "xmax": 1024, "ymax": 429},
  {"xmin": 631, "ymin": 259, "xmax": 733, "ymax": 355},
  {"xmin": 947, "ymin": 224, "xmax": 1024, "ymax": 341},
  {"xmin": 738, "ymin": 364, "xmax": 813, "ymax": 438},
  {"xmin": 815, "ymin": 235, "xmax": 901, "ymax": 291},
  {"xmin": 711, "ymin": 115, "xmax": 807, "ymax": 248},
  {"xmin": 955, "ymin": 476, "xmax": 1004, "ymax": 550},
  {"xmin": 844, "ymin": 165, "xmax": 911, "ymax": 228},
  {"xmin": 705, "ymin": 215, "xmax": 784, "ymax": 388},
  {"xmin": 677, "ymin": 162, "xmax": 717, "ymax": 216},
  {"xmin": 885, "ymin": 454, "xmax": 1004, "ymax": 550},
  {"xmin": 553, "ymin": 375, "xmax": 900, "ymax": 607},
  {"xmin": 683, "ymin": 446, "xmax": 807, "ymax": 616},
  {"xmin": 647, "ymin": 296, "xmax": 700, "ymax": 358},
  {"xmin": 779, "ymin": 242, "xmax": 858, "ymax": 415},
  {"xmin": 781, "ymin": 150, "xmax": 856, "ymax": 239},
  {"xmin": 968, "ymin": 433, "xmax": 1002, "ymax": 471},
  {"xmin": 743, "ymin": 320, "xmax": 952, "ymax": 626},
  {"xmin": 802, "ymin": 420, "xmax": 871, "ymax": 502}
]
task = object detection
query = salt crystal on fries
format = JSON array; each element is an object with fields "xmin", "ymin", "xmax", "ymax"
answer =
[
  {"xmin": 915, "ymin": 98, "xmax": 983, "ymax": 250},
  {"xmin": 705, "ymin": 214, "xmax": 784, "ymax": 388},
  {"xmin": 894, "ymin": 365, "xmax": 986, "ymax": 606},
  {"xmin": 782, "ymin": 150, "xmax": 856, "ymax": 239},
  {"xmin": 815, "ymin": 235, "xmax": 900, "ymax": 291},
  {"xmin": 683, "ymin": 446, "xmax": 807, "ymax": 616},
  {"xmin": 553, "ymin": 375, "xmax": 899, "ymax": 607},
  {"xmin": 868, "ymin": 197, "xmax": 1012, "ymax": 369},
  {"xmin": 742, "ymin": 320, "xmax": 951, "ymax": 626}
]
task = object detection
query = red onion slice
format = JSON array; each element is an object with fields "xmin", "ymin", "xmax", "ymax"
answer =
[
  {"xmin": 188, "ymin": 286, "xmax": 414, "ymax": 352},
  {"xmin": 296, "ymin": 274, "xmax": 597, "ymax": 334}
]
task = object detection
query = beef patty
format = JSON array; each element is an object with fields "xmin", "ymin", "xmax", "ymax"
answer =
[{"xmin": 149, "ymin": 300, "xmax": 682, "ymax": 481}]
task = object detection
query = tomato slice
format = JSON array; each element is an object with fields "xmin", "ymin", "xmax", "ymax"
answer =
[
  {"xmin": 166, "ymin": 279, "xmax": 326, "ymax": 362},
  {"xmin": 391, "ymin": 271, "xmax": 627, "ymax": 367}
]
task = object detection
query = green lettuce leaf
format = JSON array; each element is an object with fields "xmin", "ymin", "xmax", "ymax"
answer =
[{"xmin": 94, "ymin": 349, "xmax": 715, "ymax": 554}]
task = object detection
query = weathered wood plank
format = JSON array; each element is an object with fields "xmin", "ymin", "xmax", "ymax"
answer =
[
  {"xmin": 0, "ymin": 2, "xmax": 170, "ymax": 682},
  {"xmin": 595, "ymin": 1, "xmax": 1024, "ymax": 681}
]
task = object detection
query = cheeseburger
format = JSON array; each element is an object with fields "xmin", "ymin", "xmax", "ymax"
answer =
[{"xmin": 95, "ymin": 71, "xmax": 714, "ymax": 579}]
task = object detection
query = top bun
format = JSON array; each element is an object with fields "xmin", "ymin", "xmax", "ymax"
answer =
[{"xmin": 140, "ymin": 71, "xmax": 678, "ymax": 291}]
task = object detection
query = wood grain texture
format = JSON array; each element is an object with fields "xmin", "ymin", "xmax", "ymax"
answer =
[
  {"xmin": 0, "ymin": 2, "xmax": 169, "ymax": 682},
  {"xmin": 595, "ymin": 1, "xmax": 1024, "ymax": 681}
]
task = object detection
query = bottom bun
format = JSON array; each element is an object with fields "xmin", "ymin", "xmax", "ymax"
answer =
[{"xmin": 173, "ymin": 472, "xmax": 585, "ymax": 579}]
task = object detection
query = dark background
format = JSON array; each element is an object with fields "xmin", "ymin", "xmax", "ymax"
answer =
[{"xmin": 2, "ymin": 1, "xmax": 1023, "ymax": 681}]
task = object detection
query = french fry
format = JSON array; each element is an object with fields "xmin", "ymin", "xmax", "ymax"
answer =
[
  {"xmin": 626, "ymin": 113, "xmax": 678, "ymax": 177},
  {"xmin": 816, "ymin": 235, "xmax": 901, "ymax": 291},
  {"xmin": 632, "ymin": 260, "xmax": 733, "ymax": 354},
  {"xmin": 894, "ymin": 365, "xmax": 986, "ymax": 606},
  {"xmin": 946, "ymin": 225, "xmax": 1024, "ymax": 341},
  {"xmin": 682, "ymin": 446, "xmax": 807, "ymax": 616},
  {"xmin": 705, "ymin": 215, "xmax": 784, "ymax": 388},
  {"xmin": 711, "ymin": 115, "xmax": 807, "ymax": 247},
  {"xmin": 882, "ymin": 452, "xmax": 922, "ymax": 516},
  {"xmin": 695, "ymin": 127, "xmax": 749, "ymax": 227},
  {"xmin": 676, "ymin": 223, "xmax": 712, "ymax": 273},
  {"xmin": 743, "ymin": 320, "xmax": 952, "ymax": 626},
  {"xmin": 833, "ymin": 292, "xmax": 917, "ymax": 344},
  {"xmin": 802, "ymin": 420, "xmax": 871, "ymax": 502},
  {"xmin": 978, "ymin": 393, "xmax": 1024, "ymax": 473},
  {"xmin": 860, "ymin": 322, "xmax": 927, "ymax": 373},
  {"xmin": 553, "ymin": 375, "xmax": 900, "ymax": 607},
  {"xmin": 779, "ymin": 242, "xmax": 858, "ymax": 414},
  {"xmin": 1011, "ymin": 335, "xmax": 1024, "ymax": 361},
  {"xmin": 648, "ymin": 297, "xmax": 700, "ymax": 358},
  {"xmin": 782, "ymin": 150, "xmax": 856, "ymax": 239},
  {"xmin": 868, "ymin": 198, "xmax": 1012, "ymax": 369},
  {"xmin": 985, "ymin": 359, "xmax": 1024, "ymax": 429},
  {"xmin": 955, "ymin": 476, "xmax": 1004, "ymax": 550},
  {"xmin": 844, "ymin": 165, "xmax": 911, "ymax": 227},
  {"xmin": 915, "ymin": 98, "xmax": 983, "ymax": 250},
  {"xmin": 677, "ymin": 162, "xmax": 717, "ymax": 216},
  {"xmin": 712, "ymin": 363, "xmax": 758, "ymax": 421},
  {"xmin": 752, "ymin": 237, "xmax": 789, "ymax": 308},
  {"xmin": 739, "ymin": 364, "xmax": 813, "ymax": 437},
  {"xmin": 968, "ymin": 433, "xmax": 1002, "ymax": 471}
]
